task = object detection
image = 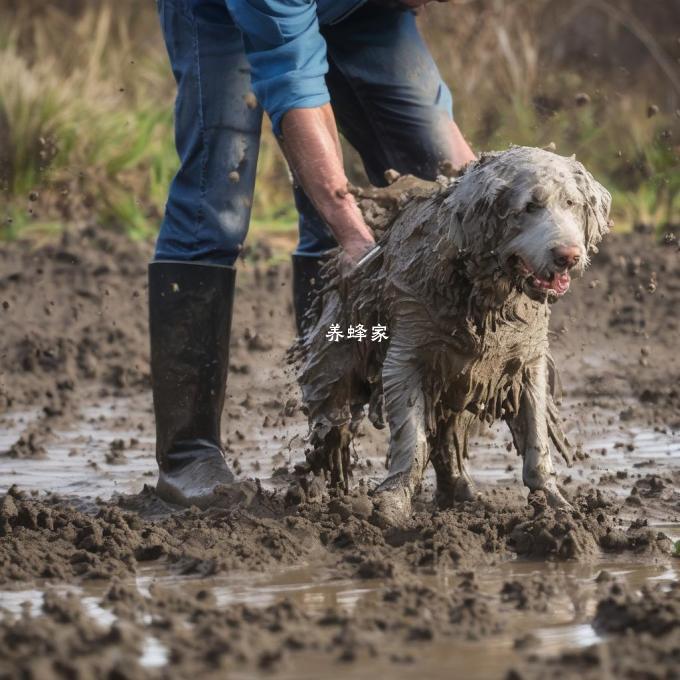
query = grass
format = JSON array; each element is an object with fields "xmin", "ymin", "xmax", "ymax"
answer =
[
  {"xmin": 0, "ymin": 5, "xmax": 176, "ymax": 239},
  {"xmin": 421, "ymin": 0, "xmax": 680, "ymax": 232},
  {"xmin": 0, "ymin": 3, "xmax": 295, "ymax": 242},
  {"xmin": 1, "ymin": 1, "xmax": 678, "ymax": 244}
]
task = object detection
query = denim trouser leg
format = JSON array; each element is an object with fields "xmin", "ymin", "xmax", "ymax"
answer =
[
  {"xmin": 293, "ymin": 5, "xmax": 455, "ymax": 257},
  {"xmin": 155, "ymin": 0, "xmax": 263, "ymax": 265}
]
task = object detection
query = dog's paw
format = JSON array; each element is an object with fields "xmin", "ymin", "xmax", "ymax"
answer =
[
  {"xmin": 543, "ymin": 478, "xmax": 573, "ymax": 510},
  {"xmin": 371, "ymin": 487, "xmax": 413, "ymax": 529},
  {"xmin": 528, "ymin": 480, "xmax": 573, "ymax": 513}
]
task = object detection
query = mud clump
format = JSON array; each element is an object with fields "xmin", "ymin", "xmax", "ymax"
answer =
[
  {"xmin": 0, "ymin": 486, "xmax": 168, "ymax": 581},
  {"xmin": 500, "ymin": 575, "xmax": 557, "ymax": 612},
  {"xmin": 299, "ymin": 492, "xmax": 523, "ymax": 574},
  {"xmin": 1, "ymin": 427, "xmax": 47, "ymax": 459},
  {"xmin": 508, "ymin": 489, "xmax": 672, "ymax": 560},
  {"xmin": 301, "ymin": 488, "xmax": 670, "ymax": 575},
  {"xmin": 105, "ymin": 438, "xmax": 128, "ymax": 465},
  {"xmin": 594, "ymin": 581, "xmax": 680, "ymax": 636},
  {"xmin": 513, "ymin": 582, "xmax": 680, "ymax": 680},
  {"xmin": 509, "ymin": 506, "xmax": 602, "ymax": 560},
  {"xmin": 0, "ymin": 591, "xmax": 146, "ymax": 679},
  {"xmin": 0, "ymin": 487, "xmax": 313, "ymax": 584}
]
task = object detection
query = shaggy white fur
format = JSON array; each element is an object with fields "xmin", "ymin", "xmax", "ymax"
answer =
[{"xmin": 293, "ymin": 146, "xmax": 612, "ymax": 524}]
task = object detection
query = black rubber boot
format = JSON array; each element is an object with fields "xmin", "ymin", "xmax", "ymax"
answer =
[
  {"xmin": 149, "ymin": 261, "xmax": 236, "ymax": 508},
  {"xmin": 291, "ymin": 254, "xmax": 326, "ymax": 336}
]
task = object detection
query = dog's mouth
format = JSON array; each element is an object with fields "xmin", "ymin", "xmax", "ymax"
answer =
[{"xmin": 516, "ymin": 258, "xmax": 571, "ymax": 300}]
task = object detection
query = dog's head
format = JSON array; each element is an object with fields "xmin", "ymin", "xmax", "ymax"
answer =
[{"xmin": 442, "ymin": 146, "xmax": 611, "ymax": 302}]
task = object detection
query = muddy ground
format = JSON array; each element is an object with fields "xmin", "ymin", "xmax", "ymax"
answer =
[{"xmin": 0, "ymin": 224, "xmax": 679, "ymax": 679}]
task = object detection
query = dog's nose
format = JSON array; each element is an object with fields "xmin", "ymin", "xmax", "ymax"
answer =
[{"xmin": 552, "ymin": 245, "xmax": 581, "ymax": 270}]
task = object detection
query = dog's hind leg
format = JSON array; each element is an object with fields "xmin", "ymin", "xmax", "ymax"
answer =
[
  {"xmin": 300, "ymin": 340, "xmax": 357, "ymax": 492},
  {"xmin": 429, "ymin": 412, "xmax": 477, "ymax": 508},
  {"xmin": 306, "ymin": 422, "xmax": 353, "ymax": 491},
  {"xmin": 307, "ymin": 398, "xmax": 366, "ymax": 492},
  {"xmin": 505, "ymin": 353, "xmax": 571, "ymax": 509}
]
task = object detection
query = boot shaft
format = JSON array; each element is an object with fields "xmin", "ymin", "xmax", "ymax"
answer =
[{"xmin": 148, "ymin": 261, "xmax": 235, "ymax": 470}]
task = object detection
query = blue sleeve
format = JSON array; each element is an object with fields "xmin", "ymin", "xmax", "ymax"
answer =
[{"xmin": 225, "ymin": 0, "xmax": 330, "ymax": 136}]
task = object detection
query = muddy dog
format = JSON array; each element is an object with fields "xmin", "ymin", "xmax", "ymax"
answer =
[{"xmin": 293, "ymin": 146, "xmax": 611, "ymax": 524}]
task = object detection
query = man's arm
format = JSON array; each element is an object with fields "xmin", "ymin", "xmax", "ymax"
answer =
[
  {"xmin": 446, "ymin": 120, "xmax": 477, "ymax": 170},
  {"xmin": 226, "ymin": 0, "xmax": 470, "ymax": 259},
  {"xmin": 280, "ymin": 105, "xmax": 375, "ymax": 262},
  {"xmin": 225, "ymin": 0, "xmax": 374, "ymax": 262}
]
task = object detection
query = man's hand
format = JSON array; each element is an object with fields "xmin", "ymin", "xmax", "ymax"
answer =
[
  {"xmin": 280, "ymin": 105, "xmax": 375, "ymax": 264},
  {"xmin": 342, "ymin": 235, "xmax": 377, "ymax": 263}
]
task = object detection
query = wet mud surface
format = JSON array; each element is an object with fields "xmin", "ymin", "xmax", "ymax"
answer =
[{"xmin": 0, "ymin": 227, "xmax": 679, "ymax": 678}]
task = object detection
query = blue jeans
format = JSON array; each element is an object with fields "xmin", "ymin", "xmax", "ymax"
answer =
[{"xmin": 155, "ymin": 0, "xmax": 455, "ymax": 264}]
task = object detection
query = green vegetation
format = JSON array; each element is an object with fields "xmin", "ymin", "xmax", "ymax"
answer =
[
  {"xmin": 0, "ymin": 3, "xmax": 292, "ymax": 242},
  {"xmin": 421, "ymin": 0, "xmax": 680, "ymax": 234},
  {"xmin": 1, "ymin": 1, "xmax": 678, "ymax": 243}
]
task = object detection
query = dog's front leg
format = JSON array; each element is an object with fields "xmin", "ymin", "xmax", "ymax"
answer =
[
  {"xmin": 373, "ymin": 325, "xmax": 430, "ymax": 526},
  {"xmin": 506, "ymin": 353, "xmax": 571, "ymax": 509}
]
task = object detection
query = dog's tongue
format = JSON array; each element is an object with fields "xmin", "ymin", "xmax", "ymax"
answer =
[
  {"xmin": 551, "ymin": 271, "xmax": 571, "ymax": 296},
  {"xmin": 531, "ymin": 270, "xmax": 571, "ymax": 296}
]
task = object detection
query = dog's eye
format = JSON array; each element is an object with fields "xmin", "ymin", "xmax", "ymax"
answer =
[
  {"xmin": 566, "ymin": 199, "xmax": 574, "ymax": 207},
  {"xmin": 525, "ymin": 202, "xmax": 541, "ymax": 214}
]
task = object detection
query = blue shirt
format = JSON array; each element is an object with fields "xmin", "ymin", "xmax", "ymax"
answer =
[{"xmin": 195, "ymin": 0, "xmax": 367, "ymax": 135}]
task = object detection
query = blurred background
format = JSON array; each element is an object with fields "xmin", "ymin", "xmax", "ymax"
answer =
[{"xmin": 1, "ymin": 0, "xmax": 679, "ymax": 244}]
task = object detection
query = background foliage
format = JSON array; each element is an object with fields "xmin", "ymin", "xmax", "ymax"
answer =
[{"xmin": 1, "ymin": 0, "xmax": 678, "ymax": 242}]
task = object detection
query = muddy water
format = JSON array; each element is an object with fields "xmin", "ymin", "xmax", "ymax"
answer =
[
  {"xmin": 1, "ymin": 555, "xmax": 678, "ymax": 677},
  {"xmin": 0, "ymin": 405, "xmax": 155, "ymax": 499},
  {"xmin": 1, "ymin": 385, "xmax": 678, "ymax": 677},
  {"xmin": 1, "ymin": 393, "xmax": 677, "ymax": 504}
]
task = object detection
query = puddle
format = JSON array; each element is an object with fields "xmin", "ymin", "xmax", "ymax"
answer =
[
  {"xmin": 1, "ymin": 392, "xmax": 677, "ymax": 505},
  {"xmin": 0, "ymin": 400, "xmax": 156, "ymax": 499},
  {"xmin": 2, "ymin": 557, "xmax": 677, "ymax": 677},
  {"xmin": 138, "ymin": 637, "xmax": 169, "ymax": 668},
  {"xmin": 1, "ymin": 389, "xmax": 678, "ymax": 676},
  {"xmin": 135, "ymin": 563, "xmax": 379, "ymax": 614},
  {"xmin": 0, "ymin": 394, "xmax": 307, "ymax": 500}
]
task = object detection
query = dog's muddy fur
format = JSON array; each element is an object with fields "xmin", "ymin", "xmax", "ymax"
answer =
[{"xmin": 295, "ymin": 147, "xmax": 611, "ymax": 521}]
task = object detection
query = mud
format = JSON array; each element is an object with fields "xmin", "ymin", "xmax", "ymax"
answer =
[
  {"xmin": 0, "ymin": 223, "xmax": 679, "ymax": 678},
  {"xmin": 513, "ymin": 580, "xmax": 680, "ymax": 679}
]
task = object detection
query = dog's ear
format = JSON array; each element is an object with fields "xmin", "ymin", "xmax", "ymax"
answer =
[
  {"xmin": 461, "ymin": 179, "xmax": 514, "ymax": 249},
  {"xmin": 492, "ymin": 183, "xmax": 519, "ymax": 221},
  {"xmin": 573, "ymin": 165, "xmax": 612, "ymax": 251},
  {"xmin": 440, "ymin": 171, "xmax": 514, "ymax": 250},
  {"xmin": 589, "ymin": 186, "xmax": 612, "ymax": 249}
]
